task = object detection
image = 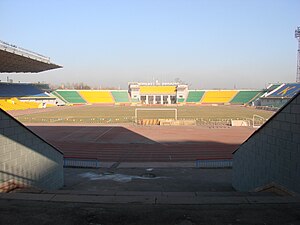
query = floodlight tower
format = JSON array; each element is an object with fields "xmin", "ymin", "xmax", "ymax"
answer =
[{"xmin": 295, "ymin": 27, "xmax": 300, "ymax": 83}]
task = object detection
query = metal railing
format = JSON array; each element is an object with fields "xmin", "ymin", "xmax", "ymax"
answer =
[
  {"xmin": 0, "ymin": 40, "xmax": 50, "ymax": 63},
  {"xmin": 64, "ymin": 157, "xmax": 100, "ymax": 168},
  {"xmin": 195, "ymin": 158, "xmax": 232, "ymax": 168}
]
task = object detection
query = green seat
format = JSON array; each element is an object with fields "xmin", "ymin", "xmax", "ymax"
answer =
[
  {"xmin": 111, "ymin": 91, "xmax": 130, "ymax": 103},
  {"xmin": 230, "ymin": 91, "xmax": 262, "ymax": 104},
  {"xmin": 186, "ymin": 91, "xmax": 205, "ymax": 103},
  {"xmin": 54, "ymin": 91, "xmax": 86, "ymax": 104}
]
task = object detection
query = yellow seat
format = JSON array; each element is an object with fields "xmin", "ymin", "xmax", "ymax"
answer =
[
  {"xmin": 0, "ymin": 98, "xmax": 40, "ymax": 111},
  {"xmin": 79, "ymin": 91, "xmax": 114, "ymax": 103},
  {"xmin": 201, "ymin": 91, "xmax": 238, "ymax": 103}
]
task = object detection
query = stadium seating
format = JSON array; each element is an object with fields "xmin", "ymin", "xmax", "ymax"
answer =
[
  {"xmin": 15, "ymin": 99, "xmax": 40, "ymax": 109},
  {"xmin": 52, "ymin": 92, "xmax": 66, "ymax": 103},
  {"xmin": 230, "ymin": 91, "xmax": 262, "ymax": 104},
  {"xmin": 79, "ymin": 91, "xmax": 114, "ymax": 104},
  {"xmin": 139, "ymin": 86, "xmax": 176, "ymax": 94},
  {"xmin": 0, "ymin": 83, "xmax": 47, "ymax": 97},
  {"xmin": 177, "ymin": 98, "xmax": 185, "ymax": 103},
  {"xmin": 0, "ymin": 99, "xmax": 15, "ymax": 110},
  {"xmin": 266, "ymin": 83, "xmax": 282, "ymax": 92},
  {"xmin": 186, "ymin": 91, "xmax": 205, "ymax": 103},
  {"xmin": 0, "ymin": 98, "xmax": 40, "ymax": 111},
  {"xmin": 267, "ymin": 83, "xmax": 300, "ymax": 98},
  {"xmin": 111, "ymin": 91, "xmax": 130, "ymax": 103},
  {"xmin": 54, "ymin": 90, "xmax": 86, "ymax": 104},
  {"xmin": 201, "ymin": 90, "xmax": 238, "ymax": 104}
]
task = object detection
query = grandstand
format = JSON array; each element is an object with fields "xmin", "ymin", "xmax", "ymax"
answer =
[
  {"xmin": 186, "ymin": 91, "xmax": 205, "ymax": 103},
  {"xmin": 0, "ymin": 82, "xmax": 48, "ymax": 97},
  {"xmin": 126, "ymin": 82, "xmax": 264, "ymax": 105},
  {"xmin": 50, "ymin": 87, "xmax": 264, "ymax": 106},
  {"xmin": 53, "ymin": 90, "xmax": 86, "ymax": 104},
  {"xmin": 230, "ymin": 90, "xmax": 262, "ymax": 104},
  {"xmin": 0, "ymin": 40, "xmax": 61, "ymax": 73},
  {"xmin": 267, "ymin": 83, "xmax": 300, "ymax": 98},
  {"xmin": 79, "ymin": 90, "xmax": 114, "ymax": 104},
  {"xmin": 128, "ymin": 82, "xmax": 183, "ymax": 104},
  {"xmin": 0, "ymin": 98, "xmax": 40, "ymax": 111},
  {"xmin": 0, "ymin": 40, "xmax": 63, "ymax": 191},
  {"xmin": 53, "ymin": 90, "xmax": 130, "ymax": 105},
  {"xmin": 258, "ymin": 83, "xmax": 300, "ymax": 108},
  {"xmin": 111, "ymin": 90, "xmax": 130, "ymax": 103},
  {"xmin": 201, "ymin": 90, "xmax": 238, "ymax": 104},
  {"xmin": 0, "ymin": 82, "xmax": 57, "ymax": 110}
]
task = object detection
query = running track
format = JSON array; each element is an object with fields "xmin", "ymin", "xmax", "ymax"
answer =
[{"xmin": 27, "ymin": 124, "xmax": 255, "ymax": 162}]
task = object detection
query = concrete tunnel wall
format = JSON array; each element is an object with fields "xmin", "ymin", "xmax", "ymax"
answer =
[
  {"xmin": 233, "ymin": 92, "xmax": 300, "ymax": 193},
  {"xmin": 0, "ymin": 108, "xmax": 64, "ymax": 190}
]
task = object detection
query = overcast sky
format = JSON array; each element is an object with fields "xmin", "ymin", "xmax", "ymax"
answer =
[{"xmin": 0, "ymin": 0, "xmax": 299, "ymax": 89}]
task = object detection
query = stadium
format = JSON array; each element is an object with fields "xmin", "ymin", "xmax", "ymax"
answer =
[{"xmin": 0, "ymin": 37, "xmax": 300, "ymax": 223}]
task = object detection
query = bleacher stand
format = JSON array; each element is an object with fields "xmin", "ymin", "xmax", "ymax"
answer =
[
  {"xmin": 0, "ymin": 82, "xmax": 48, "ymax": 97},
  {"xmin": 258, "ymin": 83, "xmax": 300, "ymax": 108},
  {"xmin": 186, "ymin": 91, "xmax": 205, "ymax": 103},
  {"xmin": 0, "ymin": 82, "xmax": 56, "ymax": 110},
  {"xmin": 54, "ymin": 90, "xmax": 86, "ymax": 104},
  {"xmin": 230, "ymin": 91, "xmax": 262, "ymax": 104},
  {"xmin": 79, "ymin": 90, "xmax": 114, "ymax": 104},
  {"xmin": 111, "ymin": 91, "xmax": 130, "ymax": 103},
  {"xmin": 201, "ymin": 90, "xmax": 238, "ymax": 104}
]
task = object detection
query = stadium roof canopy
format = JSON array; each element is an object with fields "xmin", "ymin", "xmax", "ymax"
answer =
[{"xmin": 0, "ymin": 40, "xmax": 62, "ymax": 73}]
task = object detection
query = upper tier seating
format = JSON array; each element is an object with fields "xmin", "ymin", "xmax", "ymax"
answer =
[
  {"xmin": 186, "ymin": 91, "xmax": 205, "ymax": 103},
  {"xmin": 0, "ymin": 83, "xmax": 48, "ymax": 97},
  {"xmin": 54, "ymin": 90, "xmax": 86, "ymax": 104},
  {"xmin": 139, "ymin": 86, "xmax": 176, "ymax": 94},
  {"xmin": 201, "ymin": 90, "xmax": 238, "ymax": 103},
  {"xmin": 111, "ymin": 91, "xmax": 130, "ymax": 103},
  {"xmin": 230, "ymin": 91, "xmax": 262, "ymax": 104},
  {"xmin": 79, "ymin": 91, "xmax": 114, "ymax": 103},
  {"xmin": 267, "ymin": 83, "xmax": 300, "ymax": 98}
]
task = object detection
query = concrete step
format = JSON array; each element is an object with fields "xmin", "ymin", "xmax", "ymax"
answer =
[
  {"xmin": 1, "ymin": 191, "xmax": 299, "ymax": 205},
  {"xmin": 41, "ymin": 190, "xmax": 278, "ymax": 197},
  {"xmin": 4, "ymin": 186, "xmax": 298, "ymax": 206}
]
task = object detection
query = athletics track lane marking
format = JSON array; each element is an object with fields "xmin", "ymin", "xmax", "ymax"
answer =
[{"xmin": 94, "ymin": 127, "xmax": 114, "ymax": 142}]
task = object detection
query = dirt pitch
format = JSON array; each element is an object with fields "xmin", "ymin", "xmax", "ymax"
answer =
[{"xmin": 27, "ymin": 123, "xmax": 255, "ymax": 162}]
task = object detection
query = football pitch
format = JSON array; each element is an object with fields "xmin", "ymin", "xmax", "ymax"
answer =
[{"xmin": 15, "ymin": 105, "xmax": 274, "ymax": 125}]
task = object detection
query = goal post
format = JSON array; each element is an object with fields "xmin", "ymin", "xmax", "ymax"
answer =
[
  {"xmin": 134, "ymin": 108, "xmax": 178, "ymax": 124},
  {"xmin": 252, "ymin": 114, "xmax": 266, "ymax": 128}
]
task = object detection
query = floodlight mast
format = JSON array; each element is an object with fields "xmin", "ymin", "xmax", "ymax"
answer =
[{"xmin": 295, "ymin": 27, "xmax": 300, "ymax": 83}]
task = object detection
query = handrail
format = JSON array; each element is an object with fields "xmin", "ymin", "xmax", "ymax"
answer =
[{"xmin": 0, "ymin": 40, "xmax": 50, "ymax": 63}]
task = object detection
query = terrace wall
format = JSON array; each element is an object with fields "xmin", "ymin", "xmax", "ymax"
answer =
[
  {"xmin": 232, "ymin": 92, "xmax": 300, "ymax": 193},
  {"xmin": 0, "ymin": 109, "xmax": 64, "ymax": 190}
]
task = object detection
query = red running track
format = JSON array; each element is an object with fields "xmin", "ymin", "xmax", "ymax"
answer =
[{"xmin": 27, "ymin": 124, "xmax": 255, "ymax": 162}]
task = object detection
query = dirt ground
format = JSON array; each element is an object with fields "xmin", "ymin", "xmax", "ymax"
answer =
[
  {"xmin": 1, "ymin": 199, "xmax": 300, "ymax": 225},
  {"xmin": 62, "ymin": 168, "xmax": 234, "ymax": 192}
]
